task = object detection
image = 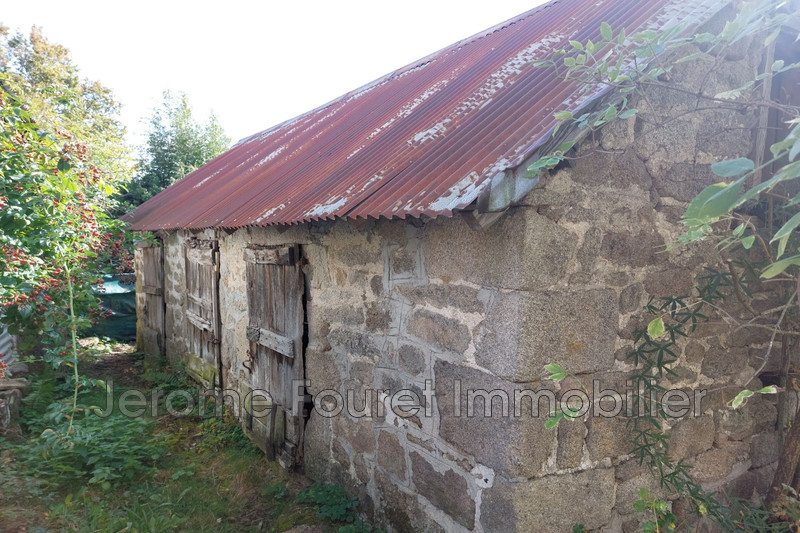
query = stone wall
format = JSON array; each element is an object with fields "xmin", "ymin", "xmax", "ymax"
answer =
[{"xmin": 143, "ymin": 26, "xmax": 782, "ymax": 533}]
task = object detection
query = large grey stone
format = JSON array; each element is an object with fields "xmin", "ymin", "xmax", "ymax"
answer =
[
  {"xmin": 644, "ymin": 269, "xmax": 697, "ymax": 298},
  {"xmin": 481, "ymin": 469, "xmax": 615, "ymax": 532},
  {"xmin": 374, "ymin": 470, "xmax": 445, "ymax": 533},
  {"xmin": 557, "ymin": 415, "xmax": 586, "ymax": 469},
  {"xmin": 715, "ymin": 397, "xmax": 777, "ymax": 441},
  {"xmin": 750, "ymin": 432, "xmax": 780, "ymax": 469},
  {"xmin": 303, "ymin": 411, "xmax": 332, "ymax": 482},
  {"xmin": 377, "ymin": 430, "xmax": 407, "ymax": 480},
  {"xmin": 398, "ymin": 344, "xmax": 426, "ymax": 376},
  {"xmin": 328, "ymin": 329, "xmax": 383, "ymax": 361},
  {"xmin": 701, "ymin": 346, "xmax": 749, "ymax": 380},
  {"xmin": 669, "ymin": 416, "xmax": 715, "ymax": 461},
  {"xmin": 586, "ymin": 415, "xmax": 634, "ymax": 461},
  {"xmin": 409, "ymin": 451, "xmax": 475, "ymax": 529},
  {"xmin": 475, "ymin": 289, "xmax": 618, "ymax": 381},
  {"xmin": 407, "ymin": 309, "xmax": 470, "ymax": 354},
  {"xmin": 435, "ymin": 361, "xmax": 554, "ymax": 477},
  {"xmin": 397, "ymin": 283, "xmax": 485, "ymax": 314},
  {"xmin": 690, "ymin": 441, "xmax": 750, "ymax": 484},
  {"xmin": 305, "ymin": 348, "xmax": 341, "ymax": 395},
  {"xmin": 423, "ymin": 209, "xmax": 577, "ymax": 291},
  {"xmin": 334, "ymin": 415, "xmax": 375, "ymax": 455},
  {"xmin": 600, "ymin": 229, "xmax": 667, "ymax": 268}
]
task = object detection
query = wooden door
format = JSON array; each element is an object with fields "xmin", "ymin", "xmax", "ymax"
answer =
[
  {"xmin": 137, "ymin": 243, "xmax": 165, "ymax": 360},
  {"xmin": 244, "ymin": 244, "xmax": 305, "ymax": 468},
  {"xmin": 184, "ymin": 238, "xmax": 222, "ymax": 389}
]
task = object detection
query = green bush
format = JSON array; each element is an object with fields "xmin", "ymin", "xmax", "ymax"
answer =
[{"xmin": 16, "ymin": 404, "xmax": 166, "ymax": 488}]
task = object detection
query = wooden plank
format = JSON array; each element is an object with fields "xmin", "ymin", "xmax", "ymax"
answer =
[
  {"xmin": 142, "ymin": 285, "xmax": 162, "ymax": 296},
  {"xmin": 187, "ymin": 291, "xmax": 213, "ymax": 313},
  {"xmin": 186, "ymin": 309, "xmax": 212, "ymax": 331},
  {"xmin": 243, "ymin": 246, "xmax": 293, "ymax": 265},
  {"xmin": 269, "ymin": 264, "xmax": 285, "ymax": 334},
  {"xmin": 246, "ymin": 326, "xmax": 295, "ymax": 358}
]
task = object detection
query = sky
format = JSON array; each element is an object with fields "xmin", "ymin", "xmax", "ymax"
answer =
[{"xmin": 2, "ymin": 0, "xmax": 546, "ymax": 147}]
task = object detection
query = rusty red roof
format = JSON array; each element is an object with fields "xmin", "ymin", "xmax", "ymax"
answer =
[{"xmin": 127, "ymin": 0, "xmax": 729, "ymax": 230}]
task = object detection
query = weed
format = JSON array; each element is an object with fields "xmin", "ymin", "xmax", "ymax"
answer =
[
  {"xmin": 296, "ymin": 482, "xmax": 360, "ymax": 523},
  {"xmin": 14, "ymin": 403, "xmax": 166, "ymax": 489},
  {"xmin": 265, "ymin": 480, "xmax": 289, "ymax": 501}
]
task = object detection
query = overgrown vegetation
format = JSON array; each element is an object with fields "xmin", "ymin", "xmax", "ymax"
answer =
[{"xmin": 1, "ymin": 344, "xmax": 381, "ymax": 532}]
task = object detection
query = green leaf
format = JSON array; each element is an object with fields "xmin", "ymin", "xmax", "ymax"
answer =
[
  {"xmin": 756, "ymin": 385, "xmax": 778, "ymax": 394},
  {"xmin": 544, "ymin": 415, "xmax": 561, "ymax": 429},
  {"xmin": 761, "ymin": 254, "xmax": 800, "ymax": 279},
  {"xmin": 790, "ymin": 136, "xmax": 800, "ymax": 162},
  {"xmin": 777, "ymin": 233, "xmax": 790, "ymax": 259},
  {"xmin": 564, "ymin": 57, "xmax": 576, "ymax": 67},
  {"xmin": 765, "ymin": 28, "xmax": 781, "ymax": 47},
  {"xmin": 600, "ymin": 22, "xmax": 613, "ymax": 41},
  {"xmin": 647, "ymin": 317, "xmax": 664, "ymax": 339},
  {"xmin": 772, "ymin": 59, "xmax": 785, "ymax": 72},
  {"xmin": 683, "ymin": 181, "xmax": 742, "ymax": 222},
  {"xmin": 772, "ymin": 211, "xmax": 800, "ymax": 243},
  {"xmin": 603, "ymin": 105, "xmax": 618, "ymax": 122},
  {"xmin": 557, "ymin": 140, "xmax": 576, "ymax": 154},
  {"xmin": 730, "ymin": 389, "xmax": 754, "ymax": 409},
  {"xmin": 544, "ymin": 363, "xmax": 563, "ymax": 374},
  {"xmin": 554, "ymin": 111, "xmax": 574, "ymax": 121},
  {"xmin": 741, "ymin": 235, "xmax": 755, "ymax": 249},
  {"xmin": 549, "ymin": 372, "xmax": 567, "ymax": 381},
  {"xmin": 569, "ymin": 40, "xmax": 584, "ymax": 51},
  {"xmin": 618, "ymin": 108, "xmax": 638, "ymax": 119},
  {"xmin": 711, "ymin": 158, "xmax": 755, "ymax": 178}
]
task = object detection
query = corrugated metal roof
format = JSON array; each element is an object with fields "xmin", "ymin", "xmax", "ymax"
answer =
[{"xmin": 128, "ymin": 0, "xmax": 729, "ymax": 231}]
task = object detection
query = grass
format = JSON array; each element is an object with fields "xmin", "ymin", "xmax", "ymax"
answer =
[{"xmin": 0, "ymin": 338, "xmax": 379, "ymax": 532}]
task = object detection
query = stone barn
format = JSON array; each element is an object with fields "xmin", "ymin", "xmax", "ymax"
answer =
[{"xmin": 127, "ymin": 0, "xmax": 799, "ymax": 530}]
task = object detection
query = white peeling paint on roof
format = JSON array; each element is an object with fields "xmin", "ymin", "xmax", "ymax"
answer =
[
  {"xmin": 370, "ymin": 80, "xmax": 451, "ymax": 140},
  {"xmin": 193, "ymin": 168, "xmax": 222, "ymax": 189},
  {"xmin": 452, "ymin": 34, "xmax": 565, "ymax": 118},
  {"xmin": 346, "ymin": 80, "xmax": 450, "ymax": 159},
  {"xmin": 304, "ymin": 195, "xmax": 348, "ymax": 218},
  {"xmin": 346, "ymin": 146, "xmax": 364, "ymax": 160},
  {"xmin": 255, "ymin": 203, "xmax": 287, "ymax": 224},
  {"xmin": 255, "ymin": 145, "xmax": 287, "ymax": 167},
  {"xmin": 645, "ymin": 0, "xmax": 729, "ymax": 32},
  {"xmin": 410, "ymin": 119, "xmax": 451, "ymax": 144},
  {"xmin": 425, "ymin": 171, "xmax": 485, "ymax": 212},
  {"xmin": 358, "ymin": 173, "xmax": 385, "ymax": 194}
]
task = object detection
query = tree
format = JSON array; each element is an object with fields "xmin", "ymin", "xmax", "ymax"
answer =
[
  {"xmin": 1, "ymin": 74, "xmax": 121, "ymax": 422},
  {"xmin": 115, "ymin": 92, "xmax": 230, "ymax": 215},
  {"xmin": 0, "ymin": 25, "xmax": 133, "ymax": 200}
]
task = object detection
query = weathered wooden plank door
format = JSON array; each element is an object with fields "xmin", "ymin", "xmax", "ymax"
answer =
[
  {"xmin": 137, "ymin": 243, "xmax": 165, "ymax": 361},
  {"xmin": 184, "ymin": 238, "xmax": 222, "ymax": 389},
  {"xmin": 244, "ymin": 244, "xmax": 305, "ymax": 468}
]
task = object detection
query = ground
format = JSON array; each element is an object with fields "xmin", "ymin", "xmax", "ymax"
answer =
[{"xmin": 0, "ymin": 340, "xmax": 371, "ymax": 533}]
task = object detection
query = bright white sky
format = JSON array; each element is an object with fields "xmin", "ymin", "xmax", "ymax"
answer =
[{"xmin": 2, "ymin": 0, "xmax": 546, "ymax": 147}]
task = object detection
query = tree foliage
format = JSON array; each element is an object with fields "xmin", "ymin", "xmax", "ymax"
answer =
[
  {"xmin": 0, "ymin": 25, "xmax": 133, "ymax": 196},
  {"xmin": 115, "ymin": 92, "xmax": 230, "ymax": 215}
]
